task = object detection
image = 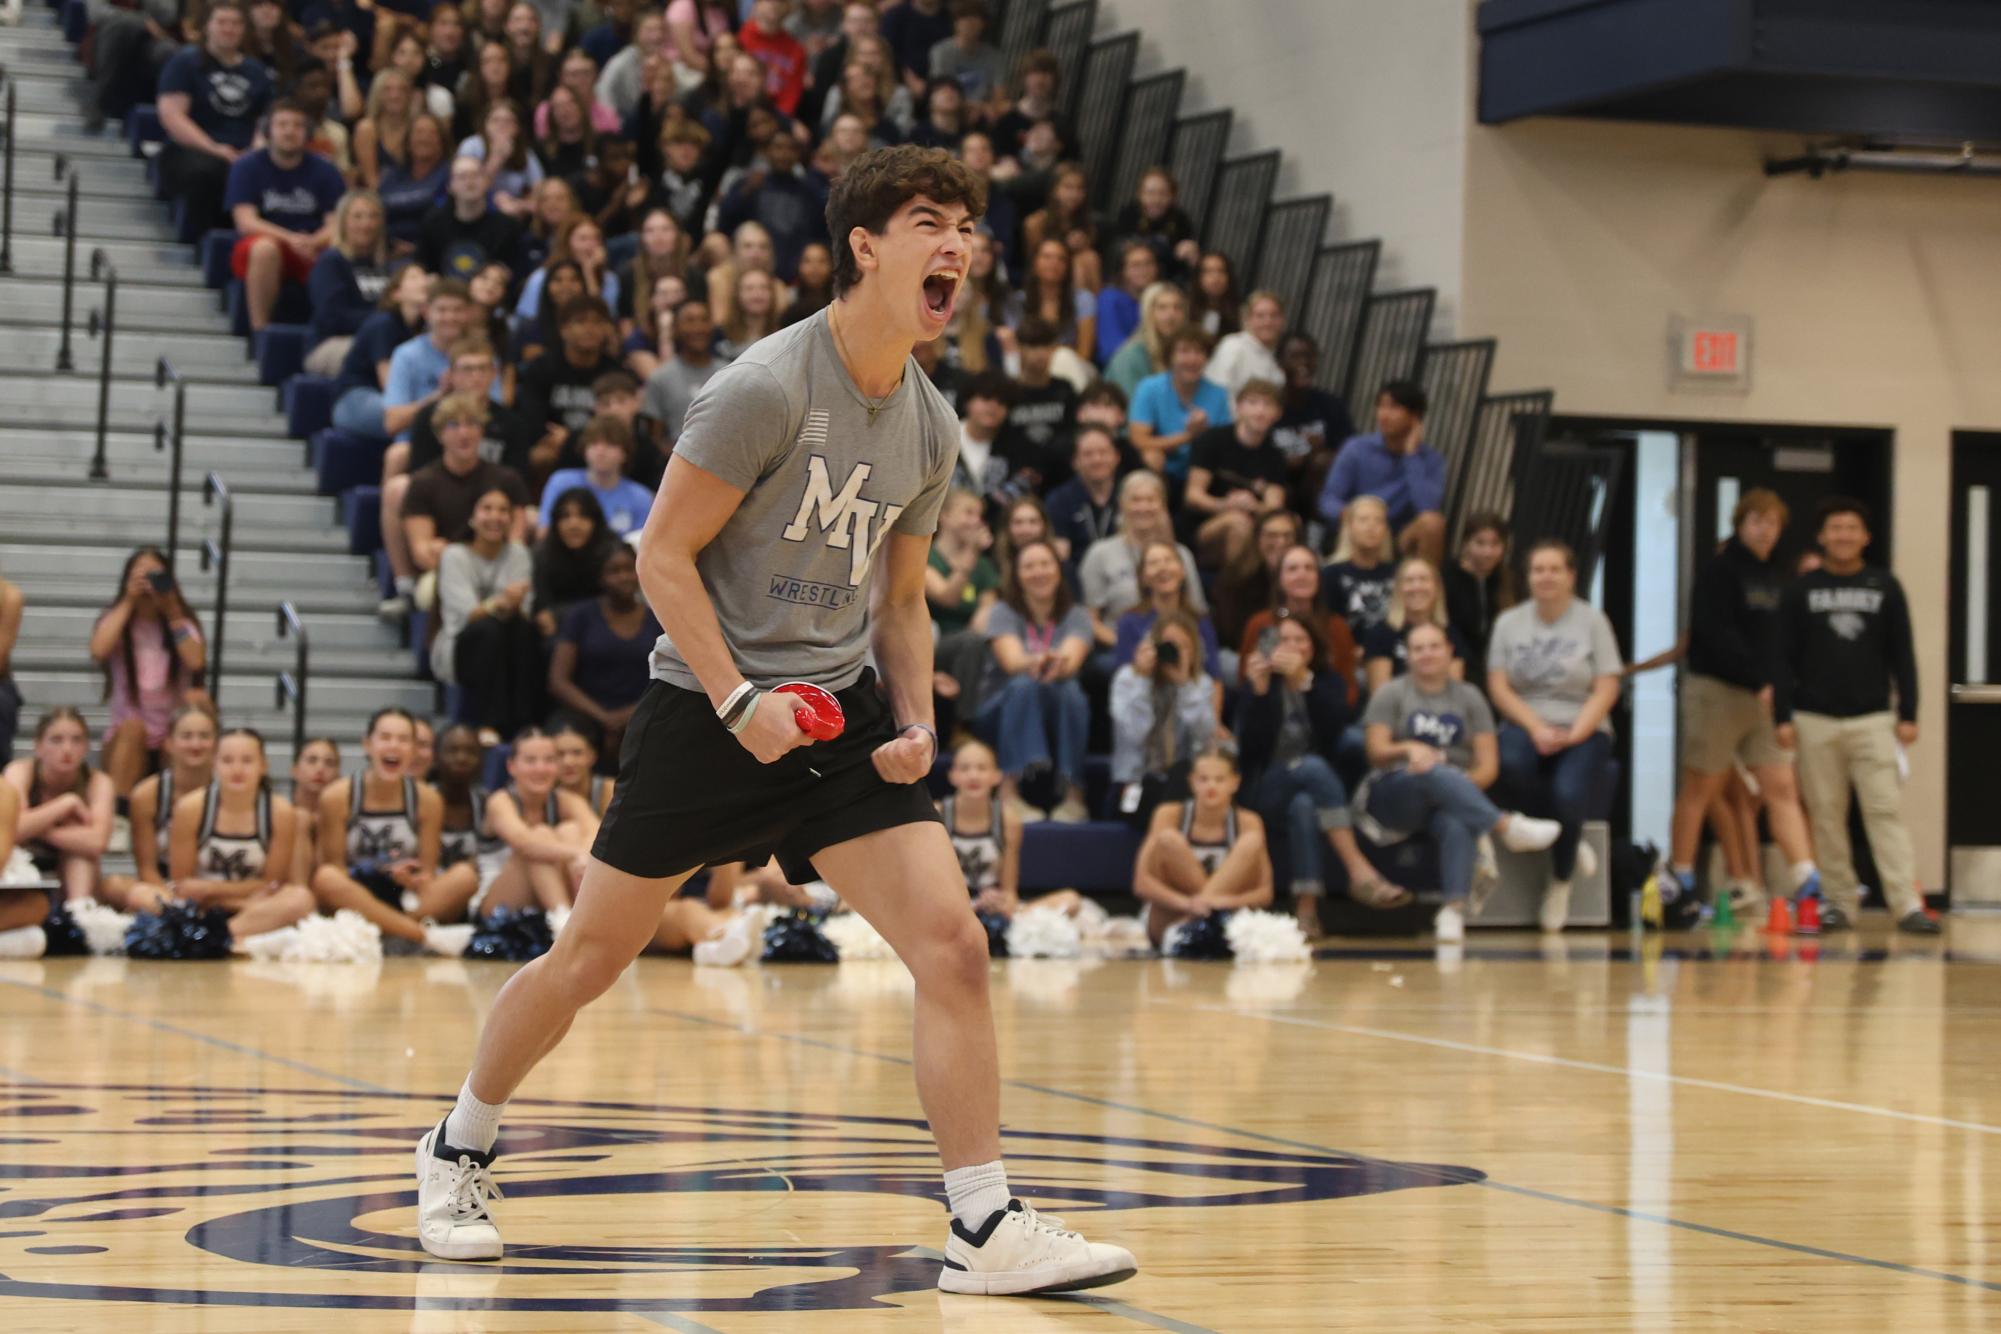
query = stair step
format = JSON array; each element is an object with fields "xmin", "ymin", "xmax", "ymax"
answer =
[
  {"xmin": 0, "ymin": 427, "xmax": 314, "ymax": 473},
  {"xmin": 0, "ymin": 512, "xmax": 350, "ymax": 554},
  {"xmin": 20, "ymin": 604, "xmax": 404, "ymax": 654},
  {"xmin": 0, "ymin": 481, "xmax": 338, "ymax": 528},
  {"xmin": 0, "ymin": 543, "xmax": 370, "ymax": 586},
  {"xmin": 19, "ymin": 190, "xmax": 194, "ymax": 230},
  {"xmin": 13, "ymin": 669, "xmax": 431, "ymax": 715},
  {"xmin": 14, "ymin": 639, "xmax": 406, "ymax": 677},
  {"xmin": 2, "ymin": 236, "xmax": 199, "ymax": 272},
  {"xmin": 3, "ymin": 282, "xmax": 245, "ymax": 324},
  {"xmin": 0, "ymin": 254, "xmax": 209, "ymax": 289},
  {"xmin": 0, "ymin": 374, "xmax": 284, "ymax": 419},
  {"xmin": 5, "ymin": 452, "xmax": 315, "ymax": 493},
  {"xmin": 0, "ymin": 329, "xmax": 258, "ymax": 379}
]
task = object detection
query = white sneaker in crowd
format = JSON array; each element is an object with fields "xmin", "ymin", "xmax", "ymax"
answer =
[
  {"xmin": 1434, "ymin": 905, "xmax": 1465, "ymax": 944},
  {"xmin": 693, "ymin": 910, "xmax": 762, "ymax": 967},
  {"xmin": 937, "ymin": 1199, "xmax": 1137, "ymax": 1296},
  {"xmin": 415, "ymin": 1121, "xmax": 503, "ymax": 1260},
  {"xmin": 424, "ymin": 922, "xmax": 474, "ymax": 957},
  {"xmin": 1574, "ymin": 836, "xmax": 1599, "ymax": 881},
  {"xmin": 1499, "ymin": 814, "xmax": 1562, "ymax": 853},
  {"xmin": 1541, "ymin": 879, "xmax": 1572, "ymax": 934}
]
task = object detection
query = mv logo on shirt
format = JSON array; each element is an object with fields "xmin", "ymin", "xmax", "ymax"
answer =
[
  {"xmin": 1407, "ymin": 709, "xmax": 1468, "ymax": 751},
  {"xmin": 777, "ymin": 419, "xmax": 906, "ymax": 596}
]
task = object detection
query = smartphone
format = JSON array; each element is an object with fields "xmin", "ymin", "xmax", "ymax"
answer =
[
  {"xmin": 1257, "ymin": 627, "xmax": 1281, "ymax": 656},
  {"xmin": 146, "ymin": 570, "xmax": 176, "ymax": 596}
]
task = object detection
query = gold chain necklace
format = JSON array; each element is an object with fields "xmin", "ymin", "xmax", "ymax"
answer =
[{"xmin": 829, "ymin": 305, "xmax": 900, "ymax": 422}]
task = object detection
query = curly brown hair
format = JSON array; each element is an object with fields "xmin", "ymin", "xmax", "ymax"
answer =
[{"xmin": 825, "ymin": 146, "xmax": 988, "ymax": 297}]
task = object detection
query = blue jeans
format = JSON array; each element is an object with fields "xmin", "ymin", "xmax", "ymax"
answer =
[
  {"xmin": 976, "ymin": 674, "xmax": 1089, "ymax": 787},
  {"xmin": 1366, "ymin": 767, "xmax": 1502, "ymax": 903},
  {"xmin": 1496, "ymin": 725, "xmax": 1609, "ymax": 881},
  {"xmin": 331, "ymin": 387, "xmax": 388, "ymax": 441},
  {"xmin": 1254, "ymin": 755, "xmax": 1351, "ymax": 897}
]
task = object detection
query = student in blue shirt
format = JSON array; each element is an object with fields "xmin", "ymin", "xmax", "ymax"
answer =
[
  {"xmin": 226, "ymin": 100, "xmax": 347, "ymax": 333},
  {"xmin": 1129, "ymin": 327, "xmax": 1231, "ymax": 482},
  {"xmin": 156, "ymin": 3, "xmax": 274, "ymax": 233},
  {"xmin": 380, "ymin": 278, "xmax": 476, "ymax": 442},
  {"xmin": 1316, "ymin": 380, "xmax": 1448, "ymax": 565},
  {"xmin": 537, "ymin": 418, "xmax": 654, "ymax": 539}
]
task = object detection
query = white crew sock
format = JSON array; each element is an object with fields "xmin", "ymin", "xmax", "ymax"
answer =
[
  {"xmin": 943, "ymin": 1159, "xmax": 1011, "ymax": 1228},
  {"xmin": 1791, "ymin": 861, "xmax": 1820, "ymax": 892},
  {"xmin": 443, "ymin": 1077, "xmax": 505, "ymax": 1155},
  {"xmin": 395, "ymin": 575, "xmax": 415, "ymax": 596}
]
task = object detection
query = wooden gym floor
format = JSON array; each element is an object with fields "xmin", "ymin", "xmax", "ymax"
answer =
[{"xmin": 2, "ymin": 919, "xmax": 1998, "ymax": 1331}]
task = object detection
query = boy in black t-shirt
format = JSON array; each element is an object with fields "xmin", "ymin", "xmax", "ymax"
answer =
[
  {"xmin": 1182, "ymin": 378, "xmax": 1290, "ymax": 567},
  {"xmin": 1002, "ymin": 316, "xmax": 1077, "ymax": 487},
  {"xmin": 518, "ymin": 297, "xmax": 623, "ymax": 485},
  {"xmin": 1272, "ymin": 331, "xmax": 1354, "ymax": 517},
  {"xmin": 402, "ymin": 392, "xmax": 531, "ymax": 612}
]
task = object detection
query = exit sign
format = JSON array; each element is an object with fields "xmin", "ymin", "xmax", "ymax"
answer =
[{"xmin": 1670, "ymin": 315, "xmax": 1752, "ymax": 391}]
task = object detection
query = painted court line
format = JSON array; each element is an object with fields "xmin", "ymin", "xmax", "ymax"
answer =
[
  {"xmin": 0, "ymin": 975, "xmax": 393, "ymax": 1094},
  {"xmin": 658, "ymin": 1008, "xmax": 2001, "ymax": 1298},
  {"xmin": 1175, "ymin": 1000, "xmax": 2001, "ymax": 1137}
]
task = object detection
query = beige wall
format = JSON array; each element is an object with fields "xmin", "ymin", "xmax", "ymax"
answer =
[{"xmin": 1460, "ymin": 116, "xmax": 2001, "ymax": 885}]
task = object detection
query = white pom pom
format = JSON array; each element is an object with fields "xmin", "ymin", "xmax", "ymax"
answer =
[
  {"xmin": 1224, "ymin": 909, "xmax": 1312, "ymax": 964},
  {"xmin": 546, "ymin": 906, "xmax": 571, "ymax": 937},
  {"xmin": 1089, "ymin": 914, "xmax": 1152, "ymax": 958},
  {"xmin": 1005, "ymin": 906, "xmax": 1081, "ymax": 959},
  {"xmin": 246, "ymin": 910, "xmax": 384, "ymax": 963},
  {"xmin": 2, "ymin": 848, "xmax": 42, "ymax": 887},
  {"xmin": 66, "ymin": 898, "xmax": 134, "ymax": 955},
  {"xmin": 821, "ymin": 911, "xmax": 894, "ymax": 960}
]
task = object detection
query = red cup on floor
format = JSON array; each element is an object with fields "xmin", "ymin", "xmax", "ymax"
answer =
[{"xmin": 772, "ymin": 681, "xmax": 844, "ymax": 741}]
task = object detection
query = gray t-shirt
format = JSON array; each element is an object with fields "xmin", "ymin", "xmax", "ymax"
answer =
[
  {"xmin": 1486, "ymin": 598, "xmax": 1623, "ymax": 731},
  {"xmin": 648, "ymin": 309, "xmax": 957, "ymax": 692},
  {"xmin": 1362, "ymin": 675, "xmax": 1494, "ymax": 772},
  {"xmin": 641, "ymin": 354, "xmax": 721, "ymax": 443},
  {"xmin": 978, "ymin": 601, "xmax": 1093, "ymax": 701}
]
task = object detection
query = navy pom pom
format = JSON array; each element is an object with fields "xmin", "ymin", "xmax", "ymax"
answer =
[
  {"xmin": 761, "ymin": 909, "xmax": 839, "ymax": 963},
  {"xmin": 465, "ymin": 907, "xmax": 554, "ymax": 962},
  {"xmin": 1166, "ymin": 910, "xmax": 1234, "ymax": 960},
  {"xmin": 124, "ymin": 901, "xmax": 235, "ymax": 960},
  {"xmin": 975, "ymin": 910, "xmax": 1010, "ymax": 958},
  {"xmin": 40, "ymin": 901, "xmax": 91, "ymax": 957}
]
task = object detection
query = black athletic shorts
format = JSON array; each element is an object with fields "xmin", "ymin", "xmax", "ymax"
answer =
[{"xmin": 591, "ymin": 667, "xmax": 942, "ymax": 883}]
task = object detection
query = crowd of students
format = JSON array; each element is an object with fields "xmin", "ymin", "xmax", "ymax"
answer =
[{"xmin": 7, "ymin": 0, "xmax": 1935, "ymax": 950}]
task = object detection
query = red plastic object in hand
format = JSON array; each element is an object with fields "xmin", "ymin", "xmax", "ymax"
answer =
[{"xmin": 772, "ymin": 681, "xmax": 844, "ymax": 741}]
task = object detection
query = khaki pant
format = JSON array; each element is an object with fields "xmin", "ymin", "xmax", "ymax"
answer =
[{"xmin": 1793, "ymin": 711, "xmax": 1922, "ymax": 918}]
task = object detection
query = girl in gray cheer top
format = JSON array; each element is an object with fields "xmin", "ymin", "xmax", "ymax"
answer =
[
  {"xmin": 100, "ymin": 704, "xmax": 215, "ymax": 913},
  {"xmin": 1361, "ymin": 622, "xmax": 1562, "ymax": 944},
  {"xmin": 415, "ymin": 146, "xmax": 1135, "ymax": 1296},
  {"xmin": 153, "ymin": 729, "xmax": 316, "ymax": 944}
]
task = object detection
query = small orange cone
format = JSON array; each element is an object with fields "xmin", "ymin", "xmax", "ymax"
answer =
[
  {"xmin": 1795, "ymin": 896, "xmax": 1822, "ymax": 937},
  {"xmin": 1764, "ymin": 898, "xmax": 1792, "ymax": 934}
]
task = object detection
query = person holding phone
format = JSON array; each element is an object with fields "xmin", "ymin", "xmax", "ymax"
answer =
[{"xmin": 89, "ymin": 548, "xmax": 210, "ymax": 799}]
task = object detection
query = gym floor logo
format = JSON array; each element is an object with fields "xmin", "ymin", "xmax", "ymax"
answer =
[{"xmin": 0, "ymin": 1083, "xmax": 1482, "ymax": 1315}]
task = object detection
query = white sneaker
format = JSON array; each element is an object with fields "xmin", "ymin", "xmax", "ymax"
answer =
[
  {"xmin": 1574, "ymin": 837, "xmax": 1599, "ymax": 881},
  {"xmin": 1499, "ymin": 814, "xmax": 1562, "ymax": 853},
  {"xmin": 424, "ymin": 922, "xmax": 474, "ymax": 957},
  {"xmin": 1469, "ymin": 836, "xmax": 1499, "ymax": 918},
  {"xmin": 1004, "ymin": 797, "xmax": 1048, "ymax": 824},
  {"xmin": 938, "ymin": 1199, "xmax": 1137, "ymax": 1296},
  {"xmin": 1434, "ymin": 905, "xmax": 1465, "ymax": 944},
  {"xmin": 415, "ymin": 1121, "xmax": 503, "ymax": 1260},
  {"xmin": 0, "ymin": 925, "xmax": 47, "ymax": 960},
  {"xmin": 692, "ymin": 911, "xmax": 761, "ymax": 967},
  {"xmin": 1540, "ymin": 879, "xmax": 1572, "ymax": 934},
  {"xmin": 1047, "ymin": 795, "xmax": 1090, "ymax": 824},
  {"xmin": 378, "ymin": 593, "xmax": 412, "ymax": 623},
  {"xmin": 108, "ymin": 816, "xmax": 132, "ymax": 856}
]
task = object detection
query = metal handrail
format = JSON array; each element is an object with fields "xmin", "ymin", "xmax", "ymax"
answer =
[
  {"xmin": 276, "ymin": 603, "xmax": 309, "ymax": 757},
  {"xmin": 0, "ymin": 70, "xmax": 15, "ymax": 275},
  {"xmin": 199, "ymin": 472, "xmax": 233, "ymax": 705},
  {"xmin": 155, "ymin": 358, "xmax": 187, "ymax": 566},
  {"xmin": 52, "ymin": 161, "xmax": 77, "ymax": 370},
  {"xmin": 86, "ymin": 248, "xmax": 116, "ymax": 480}
]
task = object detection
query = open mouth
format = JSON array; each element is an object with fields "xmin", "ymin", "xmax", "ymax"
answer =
[{"xmin": 922, "ymin": 271, "xmax": 959, "ymax": 319}]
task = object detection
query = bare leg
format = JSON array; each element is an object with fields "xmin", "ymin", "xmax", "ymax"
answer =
[
  {"xmin": 229, "ymin": 884, "xmax": 315, "ymax": 938},
  {"xmin": 1327, "ymin": 826, "xmax": 1389, "ymax": 889},
  {"xmin": 1196, "ymin": 511, "xmax": 1255, "ymax": 567},
  {"xmin": 59, "ymin": 852, "xmax": 99, "ymax": 903},
  {"xmin": 1669, "ymin": 767, "xmax": 1732, "ymax": 868},
  {"xmin": 0, "ymin": 889, "xmax": 46, "ymax": 932},
  {"xmin": 1751, "ymin": 763, "xmax": 1817, "ymax": 871},
  {"xmin": 812, "ymin": 824, "xmax": 1000, "ymax": 1170},
  {"xmin": 310, "ymin": 865, "xmax": 426, "ymax": 943},
  {"xmin": 381, "ymin": 472, "xmax": 415, "ymax": 582},
  {"xmin": 103, "ymin": 720, "xmax": 151, "ymax": 797},
  {"xmin": 468, "ymin": 855, "xmax": 532, "ymax": 918},
  {"xmin": 1139, "ymin": 829, "xmax": 1210, "ymax": 943},
  {"xmin": 464, "ymin": 860, "xmax": 689, "ymax": 1103},
  {"xmin": 97, "ymin": 873, "xmax": 141, "ymax": 911},
  {"xmin": 1397, "ymin": 511, "xmax": 1447, "ymax": 566},
  {"xmin": 124, "ymin": 880, "xmax": 174, "ymax": 913},
  {"xmin": 244, "ymin": 238, "xmax": 283, "ymax": 332},
  {"xmin": 703, "ymin": 861, "xmax": 742, "ymax": 909},
  {"xmin": 649, "ymin": 897, "xmax": 730, "ymax": 953},
  {"xmin": 417, "ymin": 862, "xmax": 482, "ymax": 922},
  {"xmin": 1197, "ymin": 829, "xmax": 1269, "ymax": 904},
  {"xmin": 524, "ymin": 858, "xmax": 573, "ymax": 911}
]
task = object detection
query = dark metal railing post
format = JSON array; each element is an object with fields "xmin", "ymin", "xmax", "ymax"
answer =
[
  {"xmin": 155, "ymin": 358, "xmax": 186, "ymax": 566},
  {"xmin": 1, "ymin": 75, "xmax": 15, "ymax": 275},
  {"xmin": 200, "ymin": 473, "xmax": 234, "ymax": 706},
  {"xmin": 86, "ymin": 249, "xmax": 116, "ymax": 481},
  {"xmin": 276, "ymin": 603, "xmax": 309, "ymax": 758},
  {"xmin": 54, "ymin": 167, "xmax": 78, "ymax": 371}
]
